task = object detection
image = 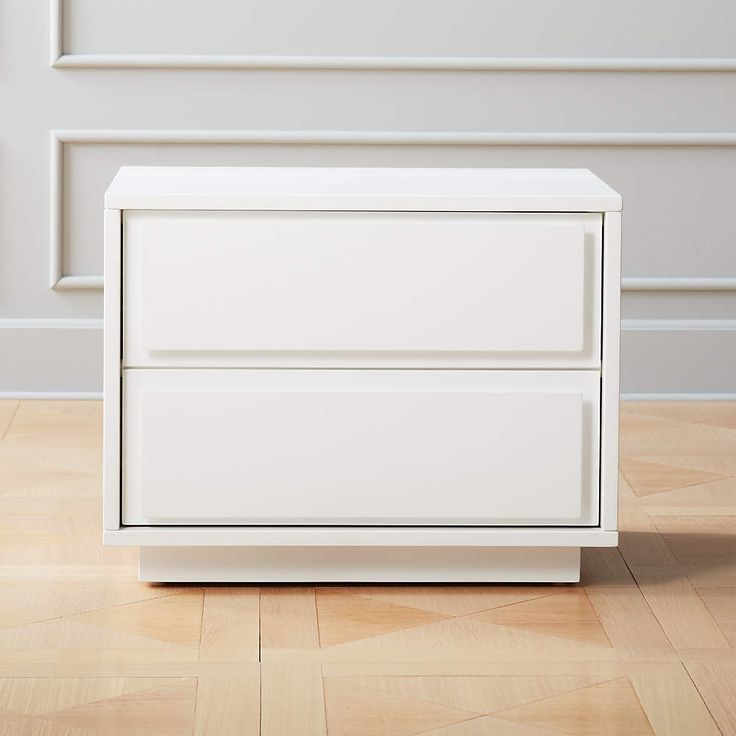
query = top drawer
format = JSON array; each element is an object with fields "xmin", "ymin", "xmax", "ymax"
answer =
[{"xmin": 123, "ymin": 211, "xmax": 602, "ymax": 368}]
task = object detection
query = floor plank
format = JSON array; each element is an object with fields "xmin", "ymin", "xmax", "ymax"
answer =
[
  {"xmin": 0, "ymin": 399, "xmax": 732, "ymax": 734},
  {"xmin": 193, "ymin": 675, "xmax": 260, "ymax": 735},
  {"xmin": 261, "ymin": 663, "xmax": 326, "ymax": 735},
  {"xmin": 683, "ymin": 659, "xmax": 736, "ymax": 735}
]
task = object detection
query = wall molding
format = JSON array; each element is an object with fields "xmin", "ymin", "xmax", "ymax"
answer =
[
  {"xmin": 50, "ymin": 0, "xmax": 736, "ymax": 72},
  {"xmin": 621, "ymin": 318, "xmax": 736, "ymax": 331},
  {"xmin": 0, "ymin": 318, "xmax": 102, "ymax": 329},
  {"xmin": 620, "ymin": 319, "xmax": 736, "ymax": 394},
  {"xmin": 5, "ymin": 317, "xmax": 729, "ymax": 332},
  {"xmin": 49, "ymin": 133, "xmax": 103, "ymax": 290},
  {"xmin": 0, "ymin": 318, "xmax": 103, "ymax": 394},
  {"xmin": 1, "ymin": 317, "xmax": 733, "ymax": 396},
  {"xmin": 621, "ymin": 393, "xmax": 736, "ymax": 400},
  {"xmin": 7, "ymin": 392, "xmax": 733, "ymax": 401},
  {"xmin": 621, "ymin": 277, "xmax": 736, "ymax": 291},
  {"xmin": 51, "ymin": 55, "xmax": 736, "ymax": 73},
  {"xmin": 50, "ymin": 129, "xmax": 736, "ymax": 291},
  {"xmin": 51, "ymin": 129, "xmax": 736, "ymax": 146},
  {"xmin": 0, "ymin": 392, "xmax": 102, "ymax": 399}
]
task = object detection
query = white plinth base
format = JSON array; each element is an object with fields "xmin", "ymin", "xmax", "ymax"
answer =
[{"xmin": 138, "ymin": 546, "xmax": 581, "ymax": 583}]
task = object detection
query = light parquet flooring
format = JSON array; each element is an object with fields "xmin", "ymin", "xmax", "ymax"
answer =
[{"xmin": 0, "ymin": 399, "xmax": 734, "ymax": 735}]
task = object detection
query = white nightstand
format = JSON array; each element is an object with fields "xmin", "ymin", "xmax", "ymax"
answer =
[{"xmin": 103, "ymin": 167, "xmax": 621, "ymax": 582}]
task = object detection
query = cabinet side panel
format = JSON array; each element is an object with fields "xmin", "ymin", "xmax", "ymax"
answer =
[
  {"xmin": 600, "ymin": 211, "xmax": 621, "ymax": 531},
  {"xmin": 103, "ymin": 208, "xmax": 122, "ymax": 530}
]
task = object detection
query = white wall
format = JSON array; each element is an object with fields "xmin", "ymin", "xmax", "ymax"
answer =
[{"xmin": 1, "ymin": 0, "xmax": 735, "ymax": 397}]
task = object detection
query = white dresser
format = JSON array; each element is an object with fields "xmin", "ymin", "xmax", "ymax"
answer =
[{"xmin": 103, "ymin": 167, "xmax": 621, "ymax": 583}]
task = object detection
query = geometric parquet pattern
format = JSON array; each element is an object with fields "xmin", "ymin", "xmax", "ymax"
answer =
[{"xmin": 0, "ymin": 400, "xmax": 734, "ymax": 734}]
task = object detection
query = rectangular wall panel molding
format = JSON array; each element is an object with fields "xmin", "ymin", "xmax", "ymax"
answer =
[
  {"xmin": 0, "ymin": 0, "xmax": 716, "ymax": 398},
  {"xmin": 50, "ymin": 129, "xmax": 736, "ymax": 292},
  {"xmin": 50, "ymin": 0, "xmax": 736, "ymax": 70}
]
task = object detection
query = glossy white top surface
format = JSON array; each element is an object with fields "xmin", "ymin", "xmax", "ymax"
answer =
[{"xmin": 105, "ymin": 166, "xmax": 621, "ymax": 212}]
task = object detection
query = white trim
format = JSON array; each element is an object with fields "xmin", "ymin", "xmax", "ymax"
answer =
[
  {"xmin": 620, "ymin": 321, "xmax": 736, "ymax": 395},
  {"xmin": 3, "ymin": 390, "xmax": 731, "ymax": 402},
  {"xmin": 622, "ymin": 277, "xmax": 736, "ymax": 291},
  {"xmin": 49, "ymin": 131, "xmax": 105, "ymax": 290},
  {"xmin": 53, "ymin": 276, "xmax": 105, "ymax": 290},
  {"xmin": 622, "ymin": 393, "xmax": 736, "ymax": 401},
  {"xmin": 10, "ymin": 317, "xmax": 724, "ymax": 331},
  {"xmin": 49, "ymin": 131, "xmax": 63, "ymax": 289},
  {"xmin": 0, "ymin": 319, "xmax": 103, "ymax": 395},
  {"xmin": 622, "ymin": 318, "xmax": 736, "ymax": 331},
  {"xmin": 51, "ymin": 54, "xmax": 736, "ymax": 73},
  {"xmin": 49, "ymin": 0, "xmax": 62, "ymax": 67},
  {"xmin": 0, "ymin": 392, "xmax": 102, "ymax": 400},
  {"xmin": 51, "ymin": 128, "xmax": 736, "ymax": 291},
  {"xmin": 52, "ymin": 129, "xmax": 736, "ymax": 146},
  {"xmin": 0, "ymin": 318, "xmax": 102, "ymax": 329},
  {"xmin": 48, "ymin": 2, "xmax": 736, "ymax": 73}
]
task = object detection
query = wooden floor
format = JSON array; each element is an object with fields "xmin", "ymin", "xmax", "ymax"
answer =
[{"xmin": 0, "ymin": 400, "xmax": 734, "ymax": 735}]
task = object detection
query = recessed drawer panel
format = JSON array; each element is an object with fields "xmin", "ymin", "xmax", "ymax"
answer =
[
  {"xmin": 123, "ymin": 369, "xmax": 600, "ymax": 526},
  {"xmin": 123, "ymin": 211, "xmax": 602, "ymax": 368}
]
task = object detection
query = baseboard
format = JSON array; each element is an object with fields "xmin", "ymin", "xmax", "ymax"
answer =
[
  {"xmin": 621, "ymin": 393, "xmax": 736, "ymax": 401},
  {"xmin": 6, "ymin": 392, "xmax": 727, "ymax": 401},
  {"xmin": 0, "ymin": 391, "xmax": 103, "ymax": 400},
  {"xmin": 620, "ymin": 320, "xmax": 736, "ymax": 396},
  {"xmin": 1, "ymin": 319, "xmax": 733, "ymax": 398},
  {"xmin": 0, "ymin": 319, "xmax": 102, "ymax": 395}
]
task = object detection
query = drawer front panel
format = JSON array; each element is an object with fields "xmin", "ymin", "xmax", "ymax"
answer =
[
  {"xmin": 123, "ymin": 370, "xmax": 600, "ymax": 526},
  {"xmin": 123, "ymin": 211, "xmax": 602, "ymax": 368}
]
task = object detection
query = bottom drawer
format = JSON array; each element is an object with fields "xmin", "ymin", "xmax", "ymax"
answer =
[{"xmin": 122, "ymin": 370, "xmax": 600, "ymax": 526}]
